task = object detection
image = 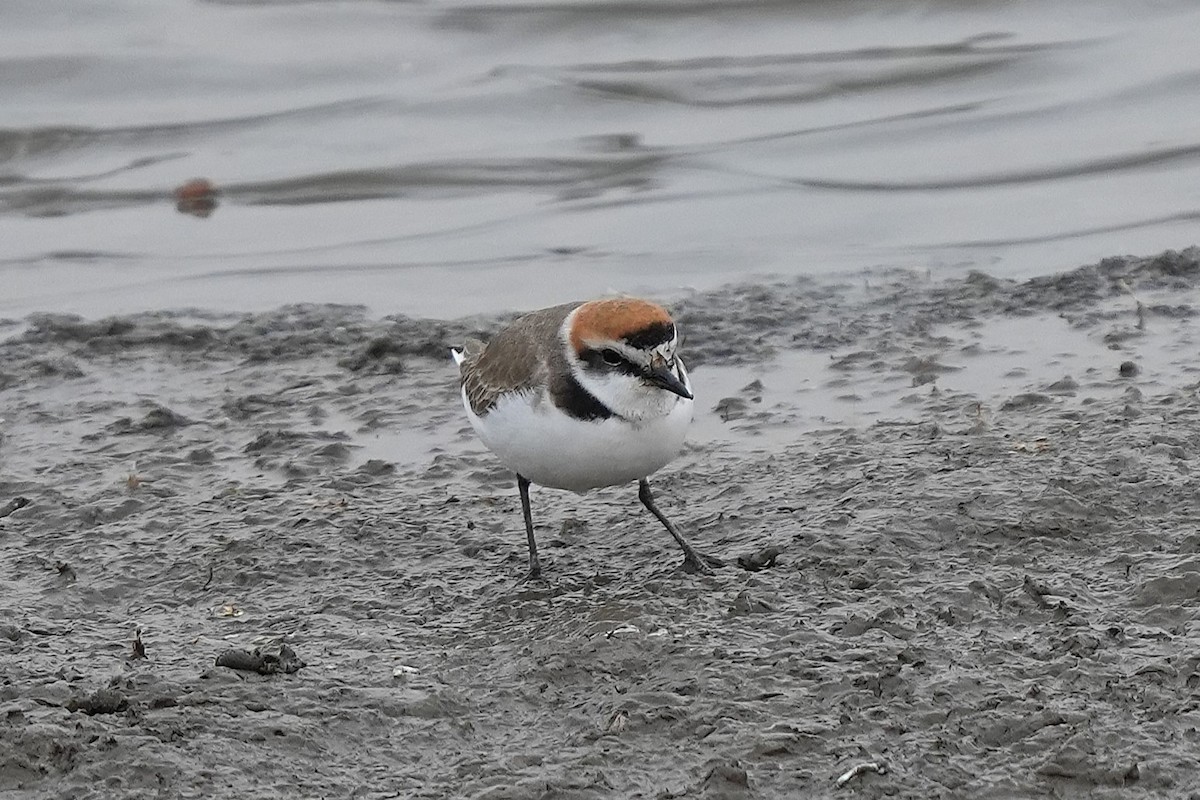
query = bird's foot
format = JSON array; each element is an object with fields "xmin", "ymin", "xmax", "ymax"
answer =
[
  {"xmin": 681, "ymin": 551, "xmax": 724, "ymax": 575},
  {"xmin": 520, "ymin": 563, "xmax": 545, "ymax": 583}
]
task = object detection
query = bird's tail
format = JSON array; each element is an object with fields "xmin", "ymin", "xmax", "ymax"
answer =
[{"xmin": 450, "ymin": 347, "xmax": 465, "ymax": 366}]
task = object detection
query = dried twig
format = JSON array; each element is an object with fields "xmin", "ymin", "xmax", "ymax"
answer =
[{"xmin": 835, "ymin": 761, "xmax": 887, "ymax": 788}]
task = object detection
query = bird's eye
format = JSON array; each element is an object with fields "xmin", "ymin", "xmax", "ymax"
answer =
[{"xmin": 601, "ymin": 349, "xmax": 623, "ymax": 366}]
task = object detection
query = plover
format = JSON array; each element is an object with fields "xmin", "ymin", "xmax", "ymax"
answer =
[{"xmin": 452, "ymin": 297, "xmax": 721, "ymax": 578}]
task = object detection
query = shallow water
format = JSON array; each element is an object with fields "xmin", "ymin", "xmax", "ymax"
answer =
[{"xmin": 2, "ymin": 0, "xmax": 1198, "ymax": 318}]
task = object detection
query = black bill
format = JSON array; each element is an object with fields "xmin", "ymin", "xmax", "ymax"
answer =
[{"xmin": 644, "ymin": 363, "xmax": 693, "ymax": 400}]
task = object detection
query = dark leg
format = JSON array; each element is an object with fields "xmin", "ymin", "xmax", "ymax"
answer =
[
  {"xmin": 517, "ymin": 474, "xmax": 542, "ymax": 580},
  {"xmin": 638, "ymin": 479, "xmax": 723, "ymax": 574}
]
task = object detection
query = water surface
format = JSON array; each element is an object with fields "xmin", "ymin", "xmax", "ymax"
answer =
[{"xmin": 3, "ymin": 0, "xmax": 1198, "ymax": 318}]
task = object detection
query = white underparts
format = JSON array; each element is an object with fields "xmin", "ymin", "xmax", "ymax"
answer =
[{"xmin": 460, "ymin": 363, "xmax": 694, "ymax": 493}]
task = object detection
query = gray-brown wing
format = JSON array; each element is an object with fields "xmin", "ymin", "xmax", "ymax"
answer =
[{"xmin": 458, "ymin": 302, "xmax": 580, "ymax": 416}]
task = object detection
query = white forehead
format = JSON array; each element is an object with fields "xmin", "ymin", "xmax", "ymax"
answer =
[{"xmin": 650, "ymin": 333, "xmax": 679, "ymax": 359}]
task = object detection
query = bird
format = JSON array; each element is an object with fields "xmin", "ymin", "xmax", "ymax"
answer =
[{"xmin": 451, "ymin": 297, "xmax": 722, "ymax": 579}]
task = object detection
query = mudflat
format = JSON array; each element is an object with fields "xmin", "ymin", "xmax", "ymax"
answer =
[{"xmin": 3, "ymin": 248, "xmax": 1200, "ymax": 798}]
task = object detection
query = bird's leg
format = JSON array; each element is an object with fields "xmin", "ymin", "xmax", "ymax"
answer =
[
  {"xmin": 638, "ymin": 479, "xmax": 723, "ymax": 574},
  {"xmin": 517, "ymin": 474, "xmax": 543, "ymax": 580}
]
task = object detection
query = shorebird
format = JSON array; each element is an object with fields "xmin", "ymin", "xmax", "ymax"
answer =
[{"xmin": 452, "ymin": 297, "xmax": 721, "ymax": 578}]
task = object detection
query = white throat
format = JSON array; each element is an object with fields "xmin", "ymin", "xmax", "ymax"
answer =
[{"xmin": 576, "ymin": 362, "xmax": 690, "ymax": 422}]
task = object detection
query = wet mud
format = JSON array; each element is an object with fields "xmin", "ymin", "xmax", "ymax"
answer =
[{"xmin": 3, "ymin": 248, "xmax": 1200, "ymax": 798}]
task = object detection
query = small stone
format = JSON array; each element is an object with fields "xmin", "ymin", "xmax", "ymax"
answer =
[{"xmin": 736, "ymin": 546, "xmax": 785, "ymax": 571}]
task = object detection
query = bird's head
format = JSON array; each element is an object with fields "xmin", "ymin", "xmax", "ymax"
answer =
[{"xmin": 563, "ymin": 297, "xmax": 692, "ymax": 420}]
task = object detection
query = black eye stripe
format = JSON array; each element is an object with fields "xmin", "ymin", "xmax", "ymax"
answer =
[{"xmin": 581, "ymin": 347, "xmax": 640, "ymax": 376}]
